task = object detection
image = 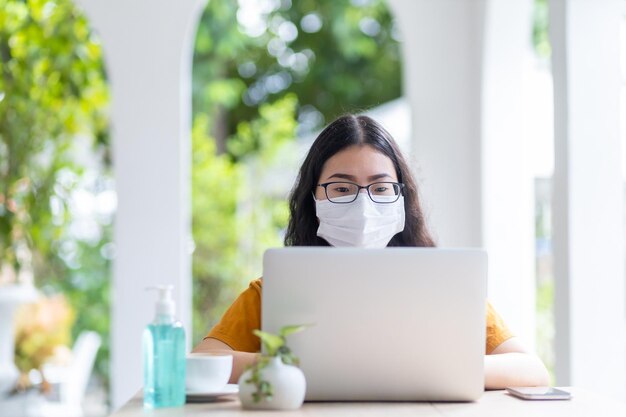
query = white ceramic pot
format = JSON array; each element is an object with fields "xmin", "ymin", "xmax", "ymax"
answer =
[{"xmin": 238, "ymin": 356, "xmax": 306, "ymax": 410}]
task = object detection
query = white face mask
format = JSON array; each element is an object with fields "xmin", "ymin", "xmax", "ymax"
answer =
[{"xmin": 314, "ymin": 193, "xmax": 405, "ymax": 248}]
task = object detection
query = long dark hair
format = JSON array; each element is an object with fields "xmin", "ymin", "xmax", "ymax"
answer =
[{"xmin": 284, "ymin": 114, "xmax": 435, "ymax": 247}]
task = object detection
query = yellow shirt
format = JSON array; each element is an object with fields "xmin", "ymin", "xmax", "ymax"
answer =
[{"xmin": 206, "ymin": 279, "xmax": 513, "ymax": 354}]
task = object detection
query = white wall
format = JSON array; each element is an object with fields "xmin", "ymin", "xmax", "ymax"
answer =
[
  {"xmin": 388, "ymin": 0, "xmax": 536, "ymax": 345},
  {"xmin": 76, "ymin": 0, "xmax": 205, "ymax": 408},
  {"xmin": 389, "ymin": 0, "xmax": 485, "ymax": 249},
  {"xmin": 550, "ymin": 0, "xmax": 625, "ymax": 400},
  {"xmin": 481, "ymin": 0, "xmax": 536, "ymax": 349}
]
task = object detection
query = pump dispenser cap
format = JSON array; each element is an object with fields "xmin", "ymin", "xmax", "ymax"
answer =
[{"xmin": 146, "ymin": 285, "xmax": 175, "ymax": 317}]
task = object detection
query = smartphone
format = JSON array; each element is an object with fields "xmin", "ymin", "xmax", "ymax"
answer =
[{"xmin": 506, "ymin": 387, "xmax": 571, "ymax": 400}]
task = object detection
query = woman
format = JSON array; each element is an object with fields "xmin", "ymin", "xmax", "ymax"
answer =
[{"xmin": 194, "ymin": 114, "xmax": 549, "ymax": 389}]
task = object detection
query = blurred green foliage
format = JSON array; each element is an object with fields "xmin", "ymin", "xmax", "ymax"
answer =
[
  {"xmin": 0, "ymin": 0, "xmax": 112, "ymax": 390},
  {"xmin": 190, "ymin": 0, "xmax": 402, "ymax": 343},
  {"xmin": 14, "ymin": 294, "xmax": 74, "ymax": 382},
  {"xmin": 535, "ymin": 274, "xmax": 555, "ymax": 384},
  {"xmin": 192, "ymin": 0, "xmax": 402, "ymax": 155},
  {"xmin": 0, "ymin": 0, "xmax": 109, "ymax": 267},
  {"xmin": 532, "ymin": 0, "xmax": 550, "ymax": 59},
  {"xmin": 191, "ymin": 94, "xmax": 298, "ymax": 341}
]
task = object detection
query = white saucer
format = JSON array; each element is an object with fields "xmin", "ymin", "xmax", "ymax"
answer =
[{"xmin": 186, "ymin": 384, "xmax": 239, "ymax": 402}]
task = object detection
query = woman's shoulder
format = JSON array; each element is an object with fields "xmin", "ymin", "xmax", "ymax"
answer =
[{"xmin": 485, "ymin": 300, "xmax": 511, "ymax": 331}]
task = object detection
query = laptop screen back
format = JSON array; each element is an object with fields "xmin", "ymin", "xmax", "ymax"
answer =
[{"xmin": 262, "ymin": 247, "xmax": 487, "ymax": 401}]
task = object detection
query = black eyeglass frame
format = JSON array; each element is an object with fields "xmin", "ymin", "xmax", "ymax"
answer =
[{"xmin": 316, "ymin": 181, "xmax": 405, "ymax": 204}]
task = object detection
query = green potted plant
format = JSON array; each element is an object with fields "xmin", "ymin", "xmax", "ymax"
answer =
[
  {"xmin": 13, "ymin": 294, "xmax": 75, "ymax": 392},
  {"xmin": 238, "ymin": 324, "xmax": 308, "ymax": 410}
]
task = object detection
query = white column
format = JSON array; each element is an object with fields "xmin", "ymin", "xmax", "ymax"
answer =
[
  {"xmin": 76, "ymin": 0, "xmax": 205, "ymax": 407},
  {"xmin": 388, "ymin": 0, "xmax": 486, "ymax": 247},
  {"xmin": 550, "ymin": 0, "xmax": 625, "ymax": 400},
  {"xmin": 389, "ymin": 0, "xmax": 536, "ymax": 340},
  {"xmin": 481, "ymin": 1, "xmax": 536, "ymax": 347}
]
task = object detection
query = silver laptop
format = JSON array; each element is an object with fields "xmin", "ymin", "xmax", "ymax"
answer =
[{"xmin": 262, "ymin": 247, "xmax": 487, "ymax": 401}]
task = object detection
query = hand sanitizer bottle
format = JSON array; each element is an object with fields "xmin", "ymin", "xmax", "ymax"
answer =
[{"xmin": 143, "ymin": 285, "xmax": 186, "ymax": 408}]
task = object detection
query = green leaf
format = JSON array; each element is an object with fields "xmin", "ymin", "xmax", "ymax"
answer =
[
  {"xmin": 279, "ymin": 324, "xmax": 312, "ymax": 338},
  {"xmin": 253, "ymin": 329, "xmax": 284, "ymax": 356}
]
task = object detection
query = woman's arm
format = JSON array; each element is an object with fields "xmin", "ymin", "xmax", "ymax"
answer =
[
  {"xmin": 192, "ymin": 337, "xmax": 259, "ymax": 384},
  {"xmin": 484, "ymin": 337, "xmax": 550, "ymax": 389}
]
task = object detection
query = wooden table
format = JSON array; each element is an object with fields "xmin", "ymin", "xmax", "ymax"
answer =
[{"xmin": 110, "ymin": 387, "xmax": 626, "ymax": 417}]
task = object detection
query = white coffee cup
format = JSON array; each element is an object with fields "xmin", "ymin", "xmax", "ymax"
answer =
[{"xmin": 186, "ymin": 353, "xmax": 233, "ymax": 393}]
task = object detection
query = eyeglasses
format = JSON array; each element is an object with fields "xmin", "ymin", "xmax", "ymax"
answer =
[{"xmin": 317, "ymin": 181, "xmax": 405, "ymax": 204}]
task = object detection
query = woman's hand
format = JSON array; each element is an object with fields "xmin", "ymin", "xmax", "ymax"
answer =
[
  {"xmin": 192, "ymin": 338, "xmax": 259, "ymax": 384},
  {"xmin": 484, "ymin": 337, "xmax": 550, "ymax": 389}
]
